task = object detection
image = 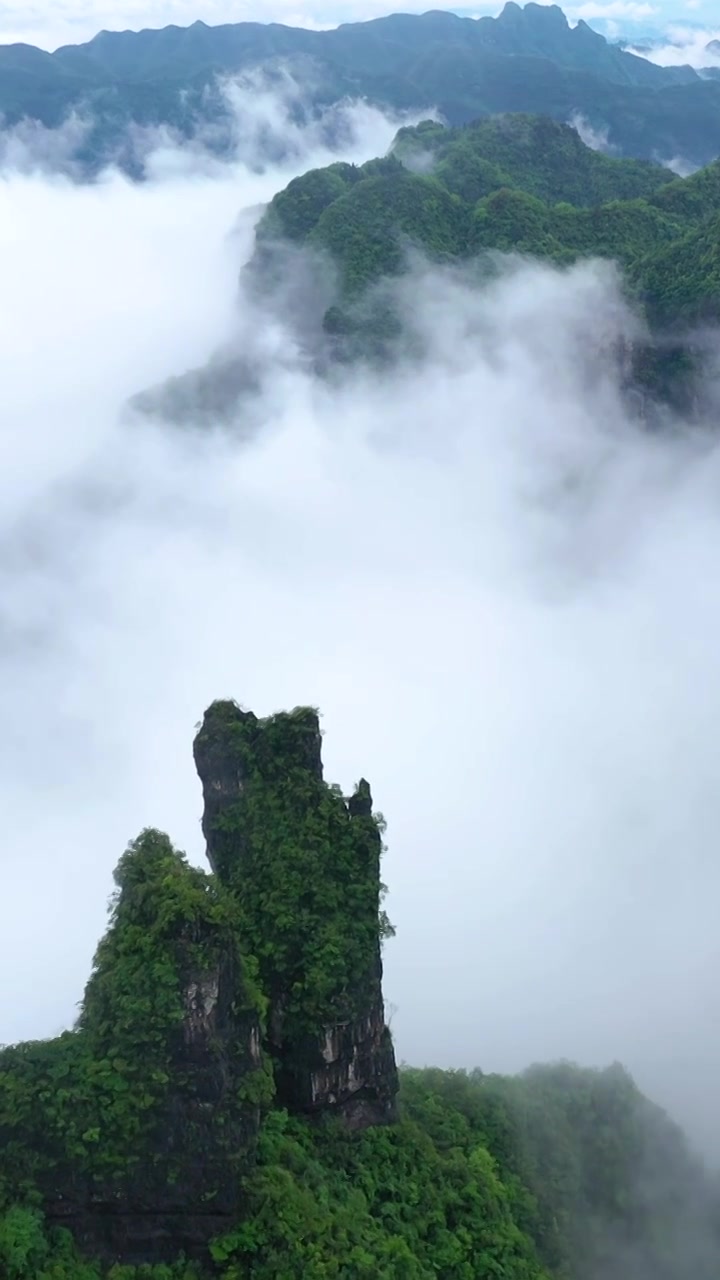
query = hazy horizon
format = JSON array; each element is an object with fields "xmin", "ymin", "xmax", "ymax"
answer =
[{"xmin": 1, "ymin": 0, "xmax": 718, "ymax": 58}]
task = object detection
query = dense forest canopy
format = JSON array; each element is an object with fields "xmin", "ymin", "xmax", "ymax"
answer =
[
  {"xmin": 253, "ymin": 113, "xmax": 720, "ymax": 329},
  {"xmin": 2, "ymin": 3, "xmax": 720, "ymax": 176},
  {"xmin": 1, "ymin": 703, "xmax": 719, "ymax": 1278},
  {"xmin": 240, "ymin": 111, "xmax": 720, "ymax": 409}
]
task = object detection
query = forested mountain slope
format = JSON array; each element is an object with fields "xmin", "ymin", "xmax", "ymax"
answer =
[
  {"xmin": 1, "ymin": 701, "xmax": 719, "ymax": 1279},
  {"xmin": 2, "ymin": 4, "xmax": 720, "ymax": 174},
  {"xmin": 248, "ymin": 114, "xmax": 720, "ymax": 349}
]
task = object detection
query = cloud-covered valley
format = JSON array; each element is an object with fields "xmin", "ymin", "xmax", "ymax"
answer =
[{"xmin": 2, "ymin": 89, "xmax": 720, "ymax": 1169}]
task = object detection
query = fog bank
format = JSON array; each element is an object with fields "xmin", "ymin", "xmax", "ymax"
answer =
[{"xmin": 2, "ymin": 97, "xmax": 720, "ymax": 1164}]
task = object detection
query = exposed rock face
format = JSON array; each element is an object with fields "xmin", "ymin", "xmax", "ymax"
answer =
[
  {"xmin": 194, "ymin": 700, "xmax": 399, "ymax": 1127},
  {"xmin": 303, "ymin": 1005, "xmax": 398, "ymax": 1130},
  {"xmin": 0, "ymin": 705, "xmax": 397, "ymax": 1267},
  {"xmin": 2, "ymin": 829, "xmax": 268, "ymax": 1265},
  {"xmin": 45, "ymin": 946, "xmax": 262, "ymax": 1263}
]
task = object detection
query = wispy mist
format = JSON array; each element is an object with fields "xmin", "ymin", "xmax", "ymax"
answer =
[
  {"xmin": 0, "ymin": 68, "xmax": 421, "ymax": 180},
  {"xmin": 627, "ymin": 24, "xmax": 720, "ymax": 70},
  {"xmin": 567, "ymin": 111, "xmax": 616, "ymax": 154},
  {"xmin": 2, "ymin": 87, "xmax": 720, "ymax": 1171}
]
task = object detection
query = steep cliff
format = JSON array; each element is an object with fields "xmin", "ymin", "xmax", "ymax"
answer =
[
  {"xmin": 2, "ymin": 707, "xmax": 720, "ymax": 1278},
  {"xmin": 0, "ymin": 829, "xmax": 270, "ymax": 1263},
  {"xmin": 193, "ymin": 700, "xmax": 398, "ymax": 1127},
  {"xmin": 0, "ymin": 703, "xmax": 398, "ymax": 1265}
]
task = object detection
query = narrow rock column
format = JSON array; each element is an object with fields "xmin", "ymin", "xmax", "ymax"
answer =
[{"xmin": 193, "ymin": 700, "xmax": 398, "ymax": 1127}]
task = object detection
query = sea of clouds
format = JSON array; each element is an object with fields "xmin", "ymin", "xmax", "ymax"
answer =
[{"xmin": 2, "ymin": 77, "xmax": 720, "ymax": 1168}]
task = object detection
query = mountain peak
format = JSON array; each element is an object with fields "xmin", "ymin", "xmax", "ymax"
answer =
[
  {"xmin": 497, "ymin": 1, "xmax": 569, "ymax": 30},
  {"xmin": 574, "ymin": 18, "xmax": 603, "ymax": 38}
]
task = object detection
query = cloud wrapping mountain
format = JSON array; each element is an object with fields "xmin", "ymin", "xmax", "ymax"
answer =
[
  {"xmin": 2, "ymin": 81, "xmax": 720, "ymax": 1179},
  {"xmin": 2, "ymin": 3, "xmax": 720, "ymax": 174}
]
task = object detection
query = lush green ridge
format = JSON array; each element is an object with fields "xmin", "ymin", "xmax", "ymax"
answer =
[
  {"xmin": 2, "ymin": 4, "xmax": 720, "ymax": 175},
  {"xmin": 1, "ymin": 701, "xmax": 719, "ymax": 1277},
  {"xmin": 0, "ymin": 830, "xmax": 270, "ymax": 1267},
  {"xmin": 251, "ymin": 113, "xmax": 720, "ymax": 347},
  {"xmin": 1, "ymin": 1064, "xmax": 718, "ymax": 1277}
]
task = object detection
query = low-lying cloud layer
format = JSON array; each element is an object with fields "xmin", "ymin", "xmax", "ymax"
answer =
[
  {"xmin": 628, "ymin": 23, "xmax": 720, "ymax": 69},
  {"xmin": 2, "ymin": 91, "xmax": 720, "ymax": 1168},
  {"xmin": 0, "ymin": 68, "xmax": 420, "ymax": 181}
]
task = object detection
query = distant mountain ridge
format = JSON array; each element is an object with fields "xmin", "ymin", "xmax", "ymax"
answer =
[
  {"xmin": 28, "ymin": 4, "xmax": 697, "ymax": 90},
  {"xmin": 1, "ymin": 3, "xmax": 720, "ymax": 174}
]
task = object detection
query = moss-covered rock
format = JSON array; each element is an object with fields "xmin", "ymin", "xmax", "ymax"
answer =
[
  {"xmin": 0, "ymin": 703, "xmax": 398, "ymax": 1264},
  {"xmin": 193, "ymin": 701, "xmax": 398, "ymax": 1127},
  {"xmin": 0, "ymin": 829, "xmax": 270, "ymax": 1262}
]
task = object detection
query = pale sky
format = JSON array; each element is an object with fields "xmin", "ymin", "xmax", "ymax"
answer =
[{"xmin": 0, "ymin": 0, "xmax": 716, "ymax": 52}]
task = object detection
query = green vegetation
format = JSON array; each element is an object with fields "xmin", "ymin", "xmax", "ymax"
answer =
[
  {"xmin": 192, "ymin": 701, "xmax": 397, "ymax": 1121},
  {"xmin": 3, "ymin": 4, "xmax": 720, "ymax": 176},
  {"xmin": 1, "ymin": 703, "xmax": 719, "ymax": 1278},
  {"xmin": 194, "ymin": 703, "xmax": 385, "ymax": 1039},
  {"xmin": 393, "ymin": 114, "xmax": 676, "ymax": 207},
  {"xmin": 253, "ymin": 113, "xmax": 720, "ymax": 348},
  {"xmin": 0, "ymin": 829, "xmax": 268, "ymax": 1259},
  {"xmin": 1, "ymin": 1065, "xmax": 718, "ymax": 1278}
]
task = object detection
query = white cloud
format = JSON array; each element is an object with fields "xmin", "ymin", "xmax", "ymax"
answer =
[
  {"xmin": 0, "ymin": 111, "xmax": 92, "ymax": 176},
  {"xmin": 628, "ymin": 23, "xmax": 720, "ymax": 68},
  {"xmin": 0, "ymin": 65, "xmax": 423, "ymax": 178},
  {"xmin": 565, "ymin": 1, "xmax": 657, "ymax": 21},
  {"xmin": 3, "ymin": 84, "xmax": 720, "ymax": 1170},
  {"xmin": 662, "ymin": 152, "xmax": 698, "ymax": 176},
  {"xmin": 568, "ymin": 110, "xmax": 616, "ymax": 153},
  {"xmin": 0, "ymin": 1, "xmax": 322, "ymax": 47}
]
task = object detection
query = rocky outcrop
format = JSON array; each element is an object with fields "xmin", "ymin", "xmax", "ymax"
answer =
[
  {"xmin": 0, "ymin": 830, "xmax": 268, "ymax": 1265},
  {"xmin": 194, "ymin": 700, "xmax": 399, "ymax": 1127},
  {"xmin": 0, "ymin": 704, "xmax": 397, "ymax": 1267},
  {"xmin": 44, "ymin": 951, "xmax": 263, "ymax": 1262}
]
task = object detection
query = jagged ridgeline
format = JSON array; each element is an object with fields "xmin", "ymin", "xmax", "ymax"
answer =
[
  {"xmin": 1, "ymin": 702, "xmax": 720, "ymax": 1279},
  {"xmin": 245, "ymin": 113, "xmax": 720, "ymax": 401},
  {"xmin": 4, "ymin": 3, "xmax": 720, "ymax": 177}
]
